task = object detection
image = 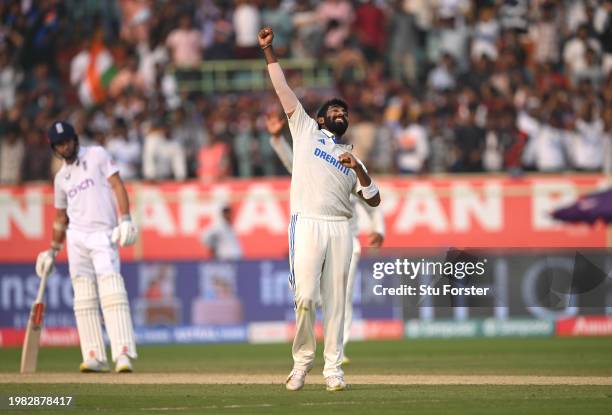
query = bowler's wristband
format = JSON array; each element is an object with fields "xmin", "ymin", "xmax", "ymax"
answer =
[{"xmin": 361, "ymin": 181, "xmax": 379, "ymax": 199}]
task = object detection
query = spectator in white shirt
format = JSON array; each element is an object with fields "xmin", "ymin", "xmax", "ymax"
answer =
[
  {"xmin": 137, "ymin": 32, "xmax": 169, "ymax": 93},
  {"xmin": 201, "ymin": 206, "xmax": 243, "ymax": 260},
  {"xmin": 499, "ymin": 0, "xmax": 529, "ymax": 33},
  {"xmin": 105, "ymin": 118, "xmax": 141, "ymax": 180},
  {"xmin": 166, "ymin": 14, "xmax": 203, "ymax": 85},
  {"xmin": 563, "ymin": 24, "xmax": 602, "ymax": 79},
  {"xmin": 516, "ymin": 93, "xmax": 542, "ymax": 139},
  {"xmin": 571, "ymin": 48, "xmax": 604, "ymax": 87},
  {"xmin": 233, "ymin": 0, "xmax": 261, "ymax": 59},
  {"xmin": 394, "ymin": 108, "xmax": 429, "ymax": 174},
  {"xmin": 0, "ymin": 49, "xmax": 22, "ymax": 113},
  {"xmin": 428, "ymin": 53, "xmax": 456, "ymax": 91},
  {"xmin": 142, "ymin": 118, "xmax": 187, "ymax": 181},
  {"xmin": 529, "ymin": 2, "xmax": 560, "ymax": 64},
  {"xmin": 471, "ymin": 6, "xmax": 500, "ymax": 60},
  {"xmin": 571, "ymin": 102, "xmax": 604, "ymax": 171},
  {"xmin": 522, "ymin": 111, "xmax": 568, "ymax": 172},
  {"xmin": 430, "ymin": 13, "xmax": 470, "ymax": 70},
  {"xmin": 166, "ymin": 14, "xmax": 203, "ymax": 69}
]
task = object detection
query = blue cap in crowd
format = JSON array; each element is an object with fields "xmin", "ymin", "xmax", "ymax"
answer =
[{"xmin": 47, "ymin": 121, "xmax": 76, "ymax": 145}]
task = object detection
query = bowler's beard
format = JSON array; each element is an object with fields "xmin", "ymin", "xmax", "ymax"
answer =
[{"xmin": 324, "ymin": 115, "xmax": 348, "ymax": 137}]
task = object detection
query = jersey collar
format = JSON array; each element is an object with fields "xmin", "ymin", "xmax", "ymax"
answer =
[
  {"xmin": 321, "ymin": 129, "xmax": 353, "ymax": 151},
  {"xmin": 321, "ymin": 129, "xmax": 339, "ymax": 144}
]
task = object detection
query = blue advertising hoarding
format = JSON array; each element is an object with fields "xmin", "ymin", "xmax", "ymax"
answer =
[{"xmin": 0, "ymin": 260, "xmax": 397, "ymax": 330}]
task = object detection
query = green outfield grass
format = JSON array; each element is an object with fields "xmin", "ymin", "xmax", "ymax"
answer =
[
  {"xmin": 1, "ymin": 337, "xmax": 611, "ymax": 414},
  {"xmin": 1, "ymin": 384, "xmax": 610, "ymax": 415},
  {"xmin": 2, "ymin": 337, "xmax": 612, "ymax": 375}
]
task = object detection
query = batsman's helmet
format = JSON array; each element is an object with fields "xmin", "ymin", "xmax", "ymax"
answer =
[{"xmin": 47, "ymin": 121, "xmax": 77, "ymax": 146}]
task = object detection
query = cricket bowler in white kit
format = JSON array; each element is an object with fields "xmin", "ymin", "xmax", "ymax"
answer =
[
  {"xmin": 35, "ymin": 121, "xmax": 138, "ymax": 373},
  {"xmin": 266, "ymin": 113, "xmax": 385, "ymax": 364},
  {"xmin": 259, "ymin": 27, "xmax": 381, "ymax": 392}
]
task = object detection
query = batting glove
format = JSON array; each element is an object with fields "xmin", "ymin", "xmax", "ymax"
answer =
[
  {"xmin": 111, "ymin": 216, "xmax": 138, "ymax": 247},
  {"xmin": 35, "ymin": 248, "xmax": 57, "ymax": 278}
]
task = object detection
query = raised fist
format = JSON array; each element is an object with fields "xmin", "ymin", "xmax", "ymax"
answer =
[
  {"xmin": 339, "ymin": 152, "xmax": 358, "ymax": 169},
  {"xmin": 258, "ymin": 27, "xmax": 274, "ymax": 48}
]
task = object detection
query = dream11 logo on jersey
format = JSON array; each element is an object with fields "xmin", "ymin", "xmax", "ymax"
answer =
[{"xmin": 67, "ymin": 178, "xmax": 95, "ymax": 199}]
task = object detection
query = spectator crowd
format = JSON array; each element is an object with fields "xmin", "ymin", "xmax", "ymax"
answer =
[{"xmin": 1, "ymin": 0, "xmax": 612, "ymax": 184}]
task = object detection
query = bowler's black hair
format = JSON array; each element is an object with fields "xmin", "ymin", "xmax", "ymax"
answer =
[{"xmin": 316, "ymin": 98, "xmax": 349, "ymax": 121}]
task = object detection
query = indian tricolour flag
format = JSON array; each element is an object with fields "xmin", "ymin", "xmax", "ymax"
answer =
[{"xmin": 78, "ymin": 41, "xmax": 117, "ymax": 106}]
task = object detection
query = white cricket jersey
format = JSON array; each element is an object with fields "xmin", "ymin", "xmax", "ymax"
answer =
[
  {"xmin": 270, "ymin": 134, "xmax": 385, "ymax": 237},
  {"xmin": 287, "ymin": 102, "xmax": 363, "ymax": 218},
  {"xmin": 54, "ymin": 146, "xmax": 120, "ymax": 232}
]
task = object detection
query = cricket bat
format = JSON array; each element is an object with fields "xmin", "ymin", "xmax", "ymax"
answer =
[{"xmin": 20, "ymin": 272, "xmax": 49, "ymax": 373}]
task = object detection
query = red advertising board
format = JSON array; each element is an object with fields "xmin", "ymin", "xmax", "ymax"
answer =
[
  {"xmin": 556, "ymin": 316, "xmax": 612, "ymax": 337},
  {"xmin": 0, "ymin": 327, "xmax": 79, "ymax": 347},
  {"xmin": 1, "ymin": 175, "xmax": 608, "ymax": 262}
]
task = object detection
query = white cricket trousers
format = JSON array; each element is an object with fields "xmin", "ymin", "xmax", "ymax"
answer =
[
  {"xmin": 66, "ymin": 228, "xmax": 137, "ymax": 362},
  {"xmin": 343, "ymin": 236, "xmax": 361, "ymax": 347},
  {"xmin": 288, "ymin": 214, "xmax": 352, "ymax": 378}
]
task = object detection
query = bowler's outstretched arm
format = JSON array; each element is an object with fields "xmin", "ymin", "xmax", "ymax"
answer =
[{"xmin": 259, "ymin": 27, "xmax": 298, "ymax": 118}]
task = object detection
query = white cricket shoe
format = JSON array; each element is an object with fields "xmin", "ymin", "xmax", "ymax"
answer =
[
  {"xmin": 115, "ymin": 354, "xmax": 133, "ymax": 373},
  {"xmin": 79, "ymin": 358, "xmax": 110, "ymax": 373},
  {"xmin": 325, "ymin": 375, "xmax": 347, "ymax": 391},
  {"xmin": 285, "ymin": 369, "xmax": 308, "ymax": 391}
]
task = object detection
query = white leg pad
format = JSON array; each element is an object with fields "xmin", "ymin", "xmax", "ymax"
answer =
[
  {"xmin": 72, "ymin": 276, "xmax": 107, "ymax": 363},
  {"xmin": 98, "ymin": 273, "xmax": 137, "ymax": 361}
]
